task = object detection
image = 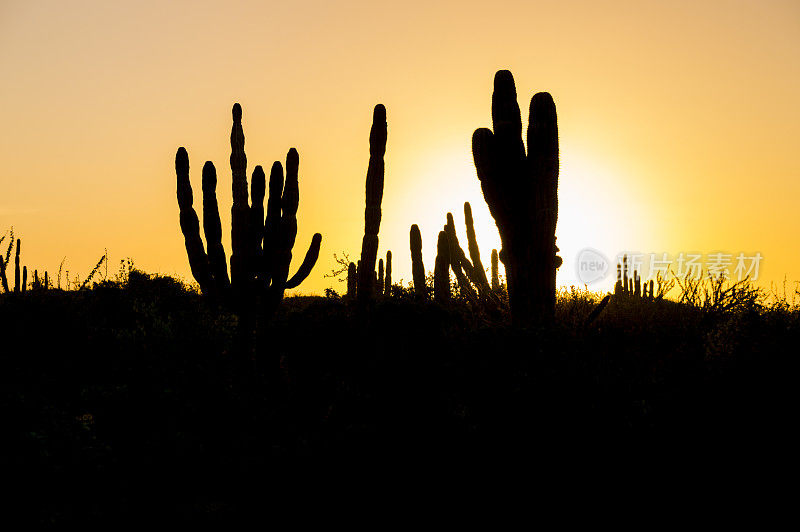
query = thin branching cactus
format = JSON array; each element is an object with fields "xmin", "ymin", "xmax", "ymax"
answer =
[
  {"xmin": 175, "ymin": 103, "xmax": 322, "ymax": 315},
  {"xmin": 444, "ymin": 213, "xmax": 478, "ymax": 303},
  {"xmin": 472, "ymin": 70, "xmax": 561, "ymax": 325}
]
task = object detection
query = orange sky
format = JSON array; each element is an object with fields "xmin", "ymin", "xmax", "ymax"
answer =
[{"xmin": 1, "ymin": 0, "xmax": 798, "ymax": 295}]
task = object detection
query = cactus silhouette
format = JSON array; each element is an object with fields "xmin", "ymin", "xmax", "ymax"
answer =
[
  {"xmin": 384, "ymin": 250, "xmax": 392, "ymax": 297},
  {"xmin": 358, "ymin": 104, "xmax": 387, "ymax": 303},
  {"xmin": 434, "ymin": 230, "xmax": 450, "ymax": 302},
  {"xmin": 614, "ymin": 254, "xmax": 651, "ymax": 299},
  {"xmin": 175, "ymin": 103, "xmax": 322, "ymax": 314},
  {"xmin": 472, "ymin": 70, "xmax": 560, "ymax": 325},
  {"xmin": 0, "ymin": 251, "xmax": 8, "ymax": 293},
  {"xmin": 491, "ymin": 249, "xmax": 500, "ymax": 292},
  {"xmin": 14, "ymin": 238, "xmax": 21, "ymax": 293},
  {"xmin": 347, "ymin": 262, "xmax": 357, "ymax": 298},
  {"xmin": 410, "ymin": 224, "xmax": 426, "ymax": 298},
  {"xmin": 463, "ymin": 202, "xmax": 490, "ymax": 290},
  {"xmin": 444, "ymin": 213, "xmax": 478, "ymax": 303},
  {"xmin": 377, "ymin": 258, "xmax": 384, "ymax": 298}
]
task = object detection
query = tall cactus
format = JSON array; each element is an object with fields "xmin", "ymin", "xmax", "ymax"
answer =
[
  {"xmin": 491, "ymin": 249, "xmax": 500, "ymax": 292},
  {"xmin": 14, "ymin": 238, "xmax": 21, "ymax": 293},
  {"xmin": 377, "ymin": 259, "xmax": 384, "ymax": 297},
  {"xmin": 410, "ymin": 224, "xmax": 426, "ymax": 298},
  {"xmin": 358, "ymin": 104, "xmax": 387, "ymax": 303},
  {"xmin": 444, "ymin": 214, "xmax": 477, "ymax": 302},
  {"xmin": 472, "ymin": 70, "xmax": 560, "ymax": 325},
  {"xmin": 347, "ymin": 262, "xmax": 357, "ymax": 298},
  {"xmin": 384, "ymin": 250, "xmax": 392, "ymax": 297},
  {"xmin": 0, "ymin": 249, "xmax": 8, "ymax": 293},
  {"xmin": 176, "ymin": 103, "xmax": 322, "ymax": 315},
  {"xmin": 463, "ymin": 202, "xmax": 490, "ymax": 290},
  {"xmin": 434, "ymin": 230, "xmax": 450, "ymax": 302}
]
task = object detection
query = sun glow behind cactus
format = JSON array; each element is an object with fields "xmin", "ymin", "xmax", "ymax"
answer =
[{"xmin": 1, "ymin": 1, "xmax": 798, "ymax": 295}]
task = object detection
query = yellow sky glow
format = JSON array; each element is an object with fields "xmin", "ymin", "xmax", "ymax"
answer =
[{"xmin": 1, "ymin": 0, "xmax": 798, "ymax": 294}]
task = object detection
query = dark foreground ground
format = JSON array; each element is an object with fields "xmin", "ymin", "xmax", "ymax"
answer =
[{"xmin": 2, "ymin": 270, "xmax": 795, "ymax": 522}]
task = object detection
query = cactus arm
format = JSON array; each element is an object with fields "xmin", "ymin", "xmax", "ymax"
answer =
[
  {"xmin": 285, "ymin": 233, "xmax": 322, "ymax": 289},
  {"xmin": 409, "ymin": 224, "xmax": 426, "ymax": 298},
  {"xmin": 229, "ymin": 103, "xmax": 250, "ymax": 290},
  {"xmin": 528, "ymin": 92, "xmax": 560, "ymax": 313},
  {"xmin": 463, "ymin": 202, "xmax": 490, "ymax": 290},
  {"xmin": 175, "ymin": 148, "xmax": 212, "ymax": 293},
  {"xmin": 281, "ymin": 148, "xmax": 300, "ymax": 250},
  {"xmin": 201, "ymin": 161, "xmax": 230, "ymax": 293},
  {"xmin": 358, "ymin": 104, "xmax": 387, "ymax": 302},
  {"xmin": 263, "ymin": 161, "xmax": 285, "ymax": 288},
  {"xmin": 267, "ymin": 148, "xmax": 303, "ymax": 304},
  {"xmin": 444, "ymin": 216, "xmax": 478, "ymax": 303},
  {"xmin": 250, "ymin": 165, "xmax": 266, "ymax": 281}
]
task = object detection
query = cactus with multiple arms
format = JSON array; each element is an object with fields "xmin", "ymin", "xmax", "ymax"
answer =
[
  {"xmin": 358, "ymin": 104, "xmax": 387, "ymax": 303},
  {"xmin": 614, "ymin": 254, "xmax": 653, "ymax": 299},
  {"xmin": 472, "ymin": 70, "xmax": 561, "ymax": 325},
  {"xmin": 175, "ymin": 103, "xmax": 322, "ymax": 314}
]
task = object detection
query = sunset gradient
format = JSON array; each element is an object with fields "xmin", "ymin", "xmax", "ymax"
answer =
[{"xmin": 1, "ymin": 0, "xmax": 798, "ymax": 295}]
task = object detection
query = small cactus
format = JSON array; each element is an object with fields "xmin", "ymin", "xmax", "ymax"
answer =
[
  {"xmin": 614, "ymin": 254, "xmax": 650, "ymax": 300},
  {"xmin": 384, "ymin": 250, "xmax": 392, "ymax": 297},
  {"xmin": 14, "ymin": 238, "xmax": 21, "ymax": 293},
  {"xmin": 410, "ymin": 224, "xmax": 426, "ymax": 298},
  {"xmin": 377, "ymin": 258, "xmax": 384, "ymax": 298},
  {"xmin": 491, "ymin": 249, "xmax": 500, "ymax": 292},
  {"xmin": 434, "ymin": 230, "xmax": 450, "ymax": 302},
  {"xmin": 22, "ymin": 266, "xmax": 27, "ymax": 293},
  {"xmin": 0, "ymin": 251, "xmax": 8, "ymax": 293}
]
